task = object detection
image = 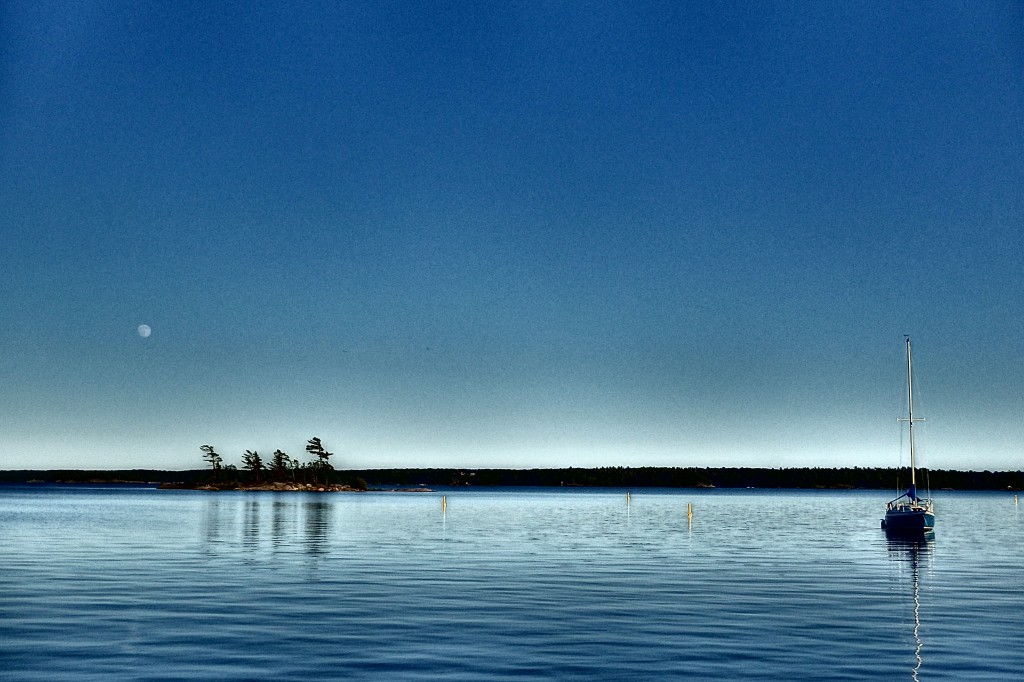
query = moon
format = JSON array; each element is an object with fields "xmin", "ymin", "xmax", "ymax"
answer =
[{"xmin": 137, "ymin": 324, "xmax": 152, "ymax": 338}]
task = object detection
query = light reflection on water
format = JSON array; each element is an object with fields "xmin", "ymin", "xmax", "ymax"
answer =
[
  {"xmin": 0, "ymin": 486, "xmax": 1021, "ymax": 680},
  {"xmin": 885, "ymin": 533, "xmax": 933, "ymax": 682}
]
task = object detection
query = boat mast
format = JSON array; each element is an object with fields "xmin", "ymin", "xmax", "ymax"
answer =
[
  {"xmin": 898, "ymin": 336, "xmax": 925, "ymax": 498},
  {"xmin": 906, "ymin": 336, "xmax": 916, "ymax": 489}
]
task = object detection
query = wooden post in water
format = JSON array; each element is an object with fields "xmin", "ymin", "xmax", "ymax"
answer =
[
  {"xmin": 687, "ymin": 502, "xmax": 693, "ymax": 530},
  {"xmin": 442, "ymin": 495, "xmax": 447, "ymax": 513},
  {"xmin": 626, "ymin": 491, "xmax": 631, "ymax": 506}
]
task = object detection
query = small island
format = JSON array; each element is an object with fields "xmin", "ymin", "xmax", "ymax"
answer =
[
  {"xmin": 158, "ymin": 438, "xmax": 375, "ymax": 492},
  {"xmin": 158, "ymin": 480, "xmax": 368, "ymax": 492},
  {"xmin": 146, "ymin": 439, "xmax": 434, "ymax": 493}
]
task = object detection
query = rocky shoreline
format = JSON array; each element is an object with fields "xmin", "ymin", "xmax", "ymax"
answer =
[{"xmin": 157, "ymin": 481, "xmax": 433, "ymax": 493}]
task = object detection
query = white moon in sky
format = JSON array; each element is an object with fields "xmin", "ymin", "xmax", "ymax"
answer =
[{"xmin": 137, "ymin": 324, "xmax": 152, "ymax": 338}]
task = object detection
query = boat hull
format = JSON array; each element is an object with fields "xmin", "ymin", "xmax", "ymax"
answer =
[{"xmin": 881, "ymin": 508, "xmax": 935, "ymax": 532}]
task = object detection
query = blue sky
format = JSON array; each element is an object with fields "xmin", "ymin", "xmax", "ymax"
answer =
[{"xmin": 2, "ymin": 1, "xmax": 1022, "ymax": 472}]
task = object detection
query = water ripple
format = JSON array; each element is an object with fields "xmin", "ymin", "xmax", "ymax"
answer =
[{"xmin": 1, "ymin": 487, "xmax": 1021, "ymax": 680}]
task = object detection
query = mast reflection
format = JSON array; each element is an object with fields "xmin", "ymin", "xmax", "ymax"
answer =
[{"xmin": 886, "ymin": 530, "xmax": 933, "ymax": 681}]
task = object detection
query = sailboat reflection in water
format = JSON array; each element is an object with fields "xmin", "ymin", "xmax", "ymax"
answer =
[
  {"xmin": 882, "ymin": 337, "xmax": 935, "ymax": 534},
  {"xmin": 887, "ymin": 533, "xmax": 933, "ymax": 681}
]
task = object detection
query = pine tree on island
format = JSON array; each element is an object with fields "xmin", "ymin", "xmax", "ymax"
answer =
[
  {"xmin": 242, "ymin": 450, "xmax": 263, "ymax": 483},
  {"xmin": 200, "ymin": 445, "xmax": 222, "ymax": 480},
  {"xmin": 305, "ymin": 437, "xmax": 334, "ymax": 486},
  {"xmin": 271, "ymin": 450, "xmax": 291, "ymax": 482}
]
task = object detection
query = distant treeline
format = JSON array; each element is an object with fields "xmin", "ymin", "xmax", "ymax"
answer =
[
  {"xmin": 355, "ymin": 466, "xmax": 1023, "ymax": 491},
  {"xmin": 0, "ymin": 467, "xmax": 1021, "ymax": 490}
]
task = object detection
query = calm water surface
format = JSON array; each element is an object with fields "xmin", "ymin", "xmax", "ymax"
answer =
[{"xmin": 0, "ymin": 486, "xmax": 1020, "ymax": 680}]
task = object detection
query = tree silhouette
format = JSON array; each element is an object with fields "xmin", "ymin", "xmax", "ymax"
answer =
[
  {"xmin": 200, "ymin": 445, "xmax": 222, "ymax": 480},
  {"xmin": 242, "ymin": 450, "xmax": 263, "ymax": 483},
  {"xmin": 270, "ymin": 449, "xmax": 291, "ymax": 482},
  {"xmin": 305, "ymin": 437, "xmax": 334, "ymax": 485}
]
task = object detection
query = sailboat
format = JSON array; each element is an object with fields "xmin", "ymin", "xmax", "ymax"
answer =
[{"xmin": 881, "ymin": 337, "xmax": 936, "ymax": 533}]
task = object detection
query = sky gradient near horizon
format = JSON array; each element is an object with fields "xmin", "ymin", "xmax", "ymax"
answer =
[{"xmin": 2, "ymin": 1, "xmax": 1022, "ymax": 472}]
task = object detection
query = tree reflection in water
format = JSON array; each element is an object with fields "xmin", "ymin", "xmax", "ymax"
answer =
[
  {"xmin": 302, "ymin": 498, "xmax": 332, "ymax": 557},
  {"xmin": 199, "ymin": 494, "xmax": 334, "ymax": 563}
]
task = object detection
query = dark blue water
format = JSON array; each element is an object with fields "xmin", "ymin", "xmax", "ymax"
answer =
[{"xmin": 0, "ymin": 486, "xmax": 1020, "ymax": 680}]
